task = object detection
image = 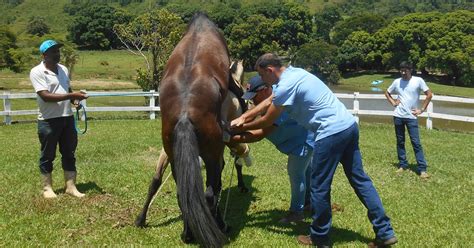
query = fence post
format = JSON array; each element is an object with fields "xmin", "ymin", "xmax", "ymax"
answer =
[
  {"xmin": 426, "ymin": 101, "xmax": 433, "ymax": 130},
  {"xmin": 149, "ymin": 90, "xmax": 156, "ymax": 120},
  {"xmin": 3, "ymin": 91, "xmax": 12, "ymax": 125},
  {"xmin": 354, "ymin": 92, "xmax": 359, "ymax": 124},
  {"xmin": 80, "ymin": 89, "xmax": 87, "ymax": 121}
]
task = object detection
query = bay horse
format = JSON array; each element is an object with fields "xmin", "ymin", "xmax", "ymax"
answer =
[
  {"xmin": 134, "ymin": 60, "xmax": 253, "ymax": 243},
  {"xmin": 137, "ymin": 13, "xmax": 233, "ymax": 247}
]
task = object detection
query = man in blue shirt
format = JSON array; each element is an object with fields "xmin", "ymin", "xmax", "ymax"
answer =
[
  {"xmin": 231, "ymin": 75, "xmax": 315, "ymax": 224},
  {"xmin": 231, "ymin": 53, "xmax": 397, "ymax": 247}
]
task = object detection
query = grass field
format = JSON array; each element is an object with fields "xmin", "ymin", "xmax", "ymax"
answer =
[{"xmin": 0, "ymin": 120, "xmax": 473, "ymax": 247}]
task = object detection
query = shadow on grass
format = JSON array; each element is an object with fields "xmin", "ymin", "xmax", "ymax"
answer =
[
  {"xmin": 76, "ymin": 181, "xmax": 106, "ymax": 194},
  {"xmin": 243, "ymin": 209, "xmax": 371, "ymax": 245},
  {"xmin": 220, "ymin": 175, "xmax": 257, "ymax": 241}
]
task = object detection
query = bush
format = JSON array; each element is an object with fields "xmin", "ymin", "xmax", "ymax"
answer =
[{"xmin": 26, "ymin": 17, "xmax": 50, "ymax": 37}]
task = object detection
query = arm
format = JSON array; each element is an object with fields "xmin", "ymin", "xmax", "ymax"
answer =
[
  {"xmin": 230, "ymin": 125, "xmax": 276, "ymax": 143},
  {"xmin": 384, "ymin": 90, "xmax": 400, "ymax": 107},
  {"xmin": 37, "ymin": 90, "xmax": 88, "ymax": 103},
  {"xmin": 230, "ymin": 94, "xmax": 273, "ymax": 128},
  {"xmin": 234, "ymin": 103, "xmax": 283, "ymax": 132},
  {"xmin": 412, "ymin": 89, "xmax": 433, "ymax": 116}
]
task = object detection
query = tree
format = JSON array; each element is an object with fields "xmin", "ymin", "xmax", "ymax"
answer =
[
  {"xmin": 0, "ymin": 25, "xmax": 16, "ymax": 69},
  {"xmin": 293, "ymin": 40, "xmax": 341, "ymax": 85},
  {"xmin": 114, "ymin": 9, "xmax": 185, "ymax": 91},
  {"xmin": 338, "ymin": 31, "xmax": 380, "ymax": 71},
  {"xmin": 68, "ymin": 4, "xmax": 131, "ymax": 50},
  {"xmin": 313, "ymin": 6, "xmax": 342, "ymax": 42},
  {"xmin": 227, "ymin": 14, "xmax": 284, "ymax": 69},
  {"xmin": 420, "ymin": 11, "xmax": 474, "ymax": 86},
  {"xmin": 26, "ymin": 16, "xmax": 50, "ymax": 37},
  {"xmin": 331, "ymin": 13, "xmax": 387, "ymax": 46}
]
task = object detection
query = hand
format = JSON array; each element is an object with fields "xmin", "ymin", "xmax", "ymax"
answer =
[
  {"xmin": 411, "ymin": 108, "xmax": 422, "ymax": 116},
  {"xmin": 230, "ymin": 116, "xmax": 246, "ymax": 129},
  {"xmin": 393, "ymin": 99, "xmax": 401, "ymax": 107},
  {"xmin": 70, "ymin": 92, "xmax": 88, "ymax": 101}
]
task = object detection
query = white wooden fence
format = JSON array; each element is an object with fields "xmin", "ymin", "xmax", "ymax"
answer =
[
  {"xmin": 335, "ymin": 92, "xmax": 474, "ymax": 129},
  {"xmin": 1, "ymin": 90, "xmax": 473, "ymax": 130}
]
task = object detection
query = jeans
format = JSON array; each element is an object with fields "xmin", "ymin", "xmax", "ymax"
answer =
[
  {"xmin": 309, "ymin": 123, "xmax": 394, "ymax": 245},
  {"xmin": 37, "ymin": 116, "xmax": 78, "ymax": 174},
  {"xmin": 287, "ymin": 145, "xmax": 312, "ymax": 212},
  {"xmin": 393, "ymin": 117, "xmax": 428, "ymax": 172}
]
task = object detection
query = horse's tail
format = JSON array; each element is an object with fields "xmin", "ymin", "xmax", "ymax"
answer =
[{"xmin": 173, "ymin": 116, "xmax": 227, "ymax": 248}]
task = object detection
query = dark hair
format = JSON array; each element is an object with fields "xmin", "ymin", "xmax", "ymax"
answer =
[
  {"xmin": 254, "ymin": 53, "xmax": 282, "ymax": 70},
  {"xmin": 399, "ymin": 61, "xmax": 413, "ymax": 70}
]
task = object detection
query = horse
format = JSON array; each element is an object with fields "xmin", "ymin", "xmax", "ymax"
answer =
[
  {"xmin": 135, "ymin": 13, "xmax": 236, "ymax": 247},
  {"xmin": 134, "ymin": 60, "xmax": 253, "ymax": 237}
]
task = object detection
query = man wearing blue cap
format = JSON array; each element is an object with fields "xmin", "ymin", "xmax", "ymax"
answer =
[
  {"xmin": 231, "ymin": 75, "xmax": 315, "ymax": 224},
  {"xmin": 231, "ymin": 53, "xmax": 397, "ymax": 247},
  {"xmin": 30, "ymin": 40, "xmax": 88, "ymax": 198}
]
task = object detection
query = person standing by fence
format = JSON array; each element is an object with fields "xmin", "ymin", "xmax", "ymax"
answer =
[
  {"xmin": 384, "ymin": 61, "xmax": 433, "ymax": 179},
  {"xmin": 231, "ymin": 53, "xmax": 397, "ymax": 247},
  {"xmin": 30, "ymin": 40, "xmax": 88, "ymax": 198}
]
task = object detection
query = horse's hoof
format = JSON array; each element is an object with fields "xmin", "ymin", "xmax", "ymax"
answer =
[
  {"xmin": 134, "ymin": 217, "xmax": 146, "ymax": 228},
  {"xmin": 239, "ymin": 186, "xmax": 249, "ymax": 193}
]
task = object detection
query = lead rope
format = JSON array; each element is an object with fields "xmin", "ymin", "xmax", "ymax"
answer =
[
  {"xmin": 74, "ymin": 103, "xmax": 87, "ymax": 135},
  {"xmin": 148, "ymin": 170, "xmax": 173, "ymax": 208},
  {"xmin": 222, "ymin": 150, "xmax": 235, "ymax": 221}
]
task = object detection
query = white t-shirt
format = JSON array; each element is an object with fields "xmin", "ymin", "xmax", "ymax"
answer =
[
  {"xmin": 387, "ymin": 76, "xmax": 429, "ymax": 119},
  {"xmin": 30, "ymin": 62, "xmax": 73, "ymax": 120}
]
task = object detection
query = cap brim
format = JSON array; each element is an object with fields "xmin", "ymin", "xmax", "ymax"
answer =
[
  {"xmin": 242, "ymin": 91, "xmax": 257, "ymax": 100},
  {"xmin": 42, "ymin": 43, "xmax": 64, "ymax": 54}
]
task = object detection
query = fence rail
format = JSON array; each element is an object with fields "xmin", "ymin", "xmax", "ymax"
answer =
[{"xmin": 2, "ymin": 90, "xmax": 473, "ymax": 129}]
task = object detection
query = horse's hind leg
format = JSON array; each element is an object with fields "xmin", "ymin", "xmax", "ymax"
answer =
[
  {"xmin": 135, "ymin": 148, "xmax": 169, "ymax": 227},
  {"xmin": 202, "ymin": 151, "xmax": 229, "ymax": 233},
  {"xmin": 234, "ymin": 157, "xmax": 249, "ymax": 193}
]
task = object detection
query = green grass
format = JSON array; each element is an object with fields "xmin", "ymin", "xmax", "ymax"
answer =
[
  {"xmin": 73, "ymin": 50, "xmax": 144, "ymax": 82},
  {"xmin": 339, "ymin": 72, "xmax": 474, "ymax": 98},
  {"xmin": 0, "ymin": 120, "xmax": 473, "ymax": 246}
]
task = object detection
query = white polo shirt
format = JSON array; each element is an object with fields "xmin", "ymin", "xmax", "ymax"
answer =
[
  {"xmin": 30, "ymin": 62, "xmax": 73, "ymax": 120},
  {"xmin": 387, "ymin": 76, "xmax": 429, "ymax": 119}
]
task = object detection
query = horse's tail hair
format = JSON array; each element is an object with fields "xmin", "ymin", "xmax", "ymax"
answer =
[{"xmin": 173, "ymin": 116, "xmax": 227, "ymax": 248}]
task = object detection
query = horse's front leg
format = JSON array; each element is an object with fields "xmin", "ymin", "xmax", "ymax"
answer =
[
  {"xmin": 228, "ymin": 143, "xmax": 251, "ymax": 193},
  {"xmin": 135, "ymin": 148, "xmax": 169, "ymax": 227}
]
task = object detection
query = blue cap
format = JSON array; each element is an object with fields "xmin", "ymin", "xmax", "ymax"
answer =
[
  {"xmin": 242, "ymin": 75, "xmax": 266, "ymax": 100},
  {"xmin": 39, "ymin": 40, "xmax": 63, "ymax": 54}
]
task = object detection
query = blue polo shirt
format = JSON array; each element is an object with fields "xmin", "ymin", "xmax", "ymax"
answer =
[
  {"xmin": 272, "ymin": 66, "xmax": 355, "ymax": 141},
  {"xmin": 266, "ymin": 111, "xmax": 315, "ymax": 157}
]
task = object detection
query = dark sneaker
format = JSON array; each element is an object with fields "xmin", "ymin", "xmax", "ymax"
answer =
[
  {"xmin": 297, "ymin": 235, "xmax": 331, "ymax": 247},
  {"xmin": 278, "ymin": 211, "xmax": 304, "ymax": 224},
  {"xmin": 368, "ymin": 236, "xmax": 398, "ymax": 247}
]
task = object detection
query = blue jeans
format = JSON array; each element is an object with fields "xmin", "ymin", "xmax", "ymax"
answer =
[
  {"xmin": 37, "ymin": 116, "xmax": 78, "ymax": 174},
  {"xmin": 393, "ymin": 117, "xmax": 427, "ymax": 172},
  {"xmin": 287, "ymin": 145, "xmax": 312, "ymax": 212},
  {"xmin": 309, "ymin": 123, "xmax": 394, "ymax": 245}
]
